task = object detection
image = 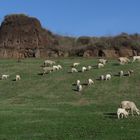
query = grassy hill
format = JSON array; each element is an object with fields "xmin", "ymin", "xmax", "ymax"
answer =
[{"xmin": 0, "ymin": 58, "xmax": 140, "ymax": 140}]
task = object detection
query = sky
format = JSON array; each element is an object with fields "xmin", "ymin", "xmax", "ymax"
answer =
[{"xmin": 0, "ymin": 0, "xmax": 140, "ymax": 37}]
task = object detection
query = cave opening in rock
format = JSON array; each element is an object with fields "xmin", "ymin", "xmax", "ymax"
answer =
[{"xmin": 98, "ymin": 50, "xmax": 105, "ymax": 57}]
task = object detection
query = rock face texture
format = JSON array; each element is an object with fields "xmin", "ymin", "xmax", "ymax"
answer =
[
  {"xmin": 0, "ymin": 14, "xmax": 57, "ymax": 58},
  {"xmin": 0, "ymin": 14, "xmax": 140, "ymax": 58}
]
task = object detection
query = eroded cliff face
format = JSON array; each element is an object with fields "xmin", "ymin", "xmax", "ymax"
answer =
[
  {"xmin": 0, "ymin": 14, "xmax": 57, "ymax": 58},
  {"xmin": 0, "ymin": 14, "xmax": 139, "ymax": 58}
]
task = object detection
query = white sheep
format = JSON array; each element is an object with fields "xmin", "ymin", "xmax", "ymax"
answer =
[
  {"xmin": 43, "ymin": 67, "xmax": 53, "ymax": 74},
  {"xmin": 87, "ymin": 66, "xmax": 92, "ymax": 70},
  {"xmin": 71, "ymin": 67, "xmax": 78, "ymax": 73},
  {"xmin": 73, "ymin": 62, "xmax": 80, "ymax": 67},
  {"xmin": 44, "ymin": 60, "xmax": 55, "ymax": 66},
  {"xmin": 76, "ymin": 80, "xmax": 80, "ymax": 86},
  {"xmin": 82, "ymin": 66, "xmax": 87, "ymax": 72},
  {"xmin": 119, "ymin": 70, "xmax": 124, "ymax": 77},
  {"xmin": 1, "ymin": 74, "xmax": 9, "ymax": 80},
  {"xmin": 52, "ymin": 65, "xmax": 59, "ymax": 71},
  {"xmin": 120, "ymin": 101, "xmax": 140, "ymax": 116},
  {"xmin": 57, "ymin": 65, "xmax": 62, "ymax": 70},
  {"xmin": 100, "ymin": 75, "xmax": 105, "ymax": 80},
  {"xmin": 117, "ymin": 108, "xmax": 129, "ymax": 119},
  {"xmin": 88, "ymin": 79, "xmax": 94, "ymax": 85},
  {"xmin": 99, "ymin": 58, "xmax": 107, "ymax": 65},
  {"xmin": 118, "ymin": 57, "xmax": 130, "ymax": 65},
  {"xmin": 16, "ymin": 75, "xmax": 21, "ymax": 81},
  {"xmin": 77, "ymin": 84, "xmax": 83, "ymax": 92},
  {"xmin": 105, "ymin": 74, "xmax": 111, "ymax": 80},
  {"xmin": 132, "ymin": 56, "xmax": 140, "ymax": 62},
  {"xmin": 98, "ymin": 63, "xmax": 104, "ymax": 68}
]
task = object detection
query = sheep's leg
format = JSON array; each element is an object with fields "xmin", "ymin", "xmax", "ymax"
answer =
[{"xmin": 131, "ymin": 110, "xmax": 134, "ymax": 116}]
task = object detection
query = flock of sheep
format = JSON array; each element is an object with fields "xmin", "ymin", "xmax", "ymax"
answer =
[{"xmin": 1, "ymin": 55, "xmax": 140, "ymax": 119}]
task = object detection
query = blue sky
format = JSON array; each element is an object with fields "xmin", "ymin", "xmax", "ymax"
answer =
[{"xmin": 0, "ymin": 0, "xmax": 140, "ymax": 36}]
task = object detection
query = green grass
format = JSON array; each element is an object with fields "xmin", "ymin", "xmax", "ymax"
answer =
[{"xmin": 0, "ymin": 58, "xmax": 140, "ymax": 140}]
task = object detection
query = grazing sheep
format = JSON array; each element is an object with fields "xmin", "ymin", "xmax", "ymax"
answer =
[
  {"xmin": 82, "ymin": 66, "xmax": 87, "ymax": 72},
  {"xmin": 87, "ymin": 66, "xmax": 92, "ymax": 70},
  {"xmin": 16, "ymin": 75, "xmax": 21, "ymax": 81},
  {"xmin": 118, "ymin": 57, "xmax": 130, "ymax": 65},
  {"xmin": 98, "ymin": 63, "xmax": 104, "ymax": 68},
  {"xmin": 127, "ymin": 69, "xmax": 134, "ymax": 76},
  {"xmin": 119, "ymin": 70, "xmax": 124, "ymax": 77},
  {"xmin": 105, "ymin": 74, "xmax": 111, "ymax": 80},
  {"xmin": 52, "ymin": 65, "xmax": 59, "ymax": 71},
  {"xmin": 1, "ymin": 74, "xmax": 9, "ymax": 80},
  {"xmin": 132, "ymin": 56, "xmax": 140, "ymax": 62},
  {"xmin": 77, "ymin": 84, "xmax": 83, "ymax": 92},
  {"xmin": 100, "ymin": 75, "xmax": 105, "ymax": 80},
  {"xmin": 73, "ymin": 62, "xmax": 80, "ymax": 67},
  {"xmin": 57, "ymin": 65, "xmax": 62, "ymax": 70},
  {"xmin": 88, "ymin": 79, "xmax": 94, "ymax": 85},
  {"xmin": 44, "ymin": 60, "xmax": 55, "ymax": 66},
  {"xmin": 71, "ymin": 67, "xmax": 78, "ymax": 73},
  {"xmin": 117, "ymin": 108, "xmax": 129, "ymax": 119},
  {"xmin": 99, "ymin": 58, "xmax": 107, "ymax": 65},
  {"xmin": 120, "ymin": 101, "xmax": 140, "ymax": 116},
  {"xmin": 76, "ymin": 80, "xmax": 80, "ymax": 86},
  {"xmin": 43, "ymin": 67, "xmax": 53, "ymax": 74}
]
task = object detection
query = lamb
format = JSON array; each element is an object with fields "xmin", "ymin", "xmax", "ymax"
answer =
[
  {"xmin": 71, "ymin": 67, "xmax": 78, "ymax": 73},
  {"xmin": 87, "ymin": 66, "xmax": 92, "ymax": 70},
  {"xmin": 1, "ymin": 74, "xmax": 9, "ymax": 80},
  {"xmin": 118, "ymin": 57, "xmax": 130, "ymax": 65},
  {"xmin": 100, "ymin": 75, "xmax": 105, "ymax": 80},
  {"xmin": 73, "ymin": 62, "xmax": 80, "ymax": 67},
  {"xmin": 76, "ymin": 80, "xmax": 80, "ymax": 86},
  {"xmin": 132, "ymin": 56, "xmax": 140, "ymax": 62},
  {"xmin": 99, "ymin": 58, "xmax": 107, "ymax": 65},
  {"xmin": 119, "ymin": 70, "xmax": 124, "ymax": 77},
  {"xmin": 117, "ymin": 108, "xmax": 129, "ymax": 119},
  {"xmin": 57, "ymin": 65, "xmax": 62, "ymax": 70},
  {"xmin": 43, "ymin": 67, "xmax": 53, "ymax": 74},
  {"xmin": 82, "ymin": 66, "xmax": 87, "ymax": 72},
  {"xmin": 77, "ymin": 84, "xmax": 83, "ymax": 92},
  {"xmin": 120, "ymin": 101, "xmax": 140, "ymax": 116},
  {"xmin": 52, "ymin": 65, "xmax": 59, "ymax": 71},
  {"xmin": 105, "ymin": 74, "xmax": 111, "ymax": 80},
  {"xmin": 16, "ymin": 75, "xmax": 21, "ymax": 81},
  {"xmin": 98, "ymin": 63, "xmax": 104, "ymax": 68},
  {"xmin": 88, "ymin": 79, "xmax": 94, "ymax": 85},
  {"xmin": 44, "ymin": 60, "xmax": 55, "ymax": 66}
]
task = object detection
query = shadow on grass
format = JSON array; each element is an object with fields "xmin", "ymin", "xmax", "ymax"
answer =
[
  {"xmin": 112, "ymin": 63, "xmax": 120, "ymax": 66},
  {"xmin": 38, "ymin": 72, "xmax": 44, "ymax": 76},
  {"xmin": 104, "ymin": 112, "xmax": 117, "ymax": 119},
  {"xmin": 12, "ymin": 79, "xmax": 16, "ymax": 81}
]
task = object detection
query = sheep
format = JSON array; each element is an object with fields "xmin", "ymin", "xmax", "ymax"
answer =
[
  {"xmin": 127, "ymin": 69, "xmax": 134, "ymax": 76},
  {"xmin": 82, "ymin": 66, "xmax": 87, "ymax": 72},
  {"xmin": 118, "ymin": 57, "xmax": 130, "ymax": 65},
  {"xmin": 76, "ymin": 80, "xmax": 80, "ymax": 86},
  {"xmin": 71, "ymin": 67, "xmax": 78, "ymax": 73},
  {"xmin": 117, "ymin": 108, "xmax": 129, "ymax": 119},
  {"xmin": 88, "ymin": 79, "xmax": 94, "ymax": 85},
  {"xmin": 119, "ymin": 70, "xmax": 124, "ymax": 77},
  {"xmin": 87, "ymin": 65, "xmax": 92, "ymax": 70},
  {"xmin": 43, "ymin": 67, "xmax": 53, "ymax": 74},
  {"xmin": 100, "ymin": 75, "xmax": 105, "ymax": 80},
  {"xmin": 120, "ymin": 101, "xmax": 140, "ymax": 116},
  {"xmin": 52, "ymin": 65, "xmax": 59, "ymax": 71},
  {"xmin": 57, "ymin": 65, "xmax": 62, "ymax": 70},
  {"xmin": 77, "ymin": 84, "xmax": 83, "ymax": 92},
  {"xmin": 105, "ymin": 74, "xmax": 111, "ymax": 80},
  {"xmin": 73, "ymin": 62, "xmax": 80, "ymax": 67},
  {"xmin": 1, "ymin": 74, "xmax": 9, "ymax": 80},
  {"xmin": 44, "ymin": 60, "xmax": 55, "ymax": 66},
  {"xmin": 98, "ymin": 63, "xmax": 104, "ymax": 68},
  {"xmin": 132, "ymin": 56, "xmax": 140, "ymax": 62},
  {"xmin": 16, "ymin": 75, "xmax": 21, "ymax": 81},
  {"xmin": 99, "ymin": 58, "xmax": 107, "ymax": 65}
]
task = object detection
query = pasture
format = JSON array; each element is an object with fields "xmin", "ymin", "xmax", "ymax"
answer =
[{"xmin": 0, "ymin": 58, "xmax": 140, "ymax": 140}]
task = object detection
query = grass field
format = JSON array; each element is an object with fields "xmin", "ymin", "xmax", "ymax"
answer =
[{"xmin": 0, "ymin": 58, "xmax": 140, "ymax": 140}]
